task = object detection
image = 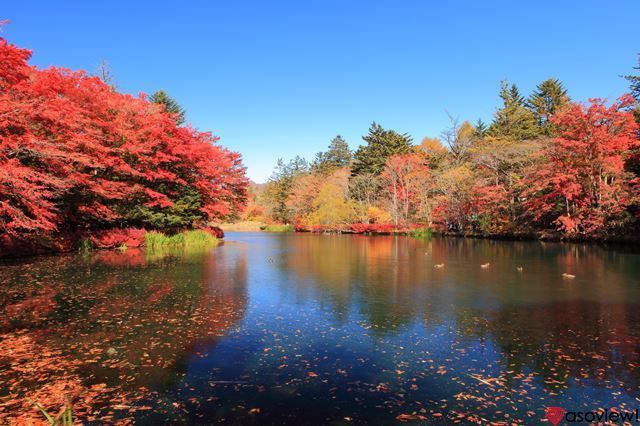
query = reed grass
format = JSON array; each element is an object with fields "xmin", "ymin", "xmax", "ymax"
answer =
[
  {"xmin": 408, "ymin": 227, "xmax": 433, "ymax": 239},
  {"xmin": 30, "ymin": 400, "xmax": 73, "ymax": 426},
  {"xmin": 78, "ymin": 238, "xmax": 93, "ymax": 253},
  {"xmin": 144, "ymin": 230, "xmax": 218, "ymax": 248}
]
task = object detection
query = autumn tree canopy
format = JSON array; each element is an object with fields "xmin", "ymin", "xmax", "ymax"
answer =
[
  {"xmin": 523, "ymin": 96, "xmax": 639, "ymax": 237},
  {"xmin": 0, "ymin": 34, "xmax": 247, "ymax": 250},
  {"xmin": 253, "ymin": 68, "xmax": 640, "ymax": 241}
]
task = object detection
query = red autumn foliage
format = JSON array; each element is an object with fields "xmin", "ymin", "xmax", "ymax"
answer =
[
  {"xmin": 200, "ymin": 225, "xmax": 225, "ymax": 239},
  {"xmin": 380, "ymin": 154, "xmax": 432, "ymax": 226},
  {"xmin": 350, "ymin": 223, "xmax": 397, "ymax": 234},
  {"xmin": 523, "ymin": 97, "xmax": 639, "ymax": 237},
  {"xmin": 89, "ymin": 228, "xmax": 146, "ymax": 249},
  {"xmin": 0, "ymin": 32, "xmax": 247, "ymax": 253},
  {"xmin": 469, "ymin": 184, "xmax": 512, "ymax": 233}
]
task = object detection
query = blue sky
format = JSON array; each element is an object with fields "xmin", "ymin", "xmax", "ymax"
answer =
[{"xmin": 3, "ymin": 1, "xmax": 639, "ymax": 182}]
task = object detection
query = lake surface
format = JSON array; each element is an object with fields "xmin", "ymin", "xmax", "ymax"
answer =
[{"xmin": 1, "ymin": 232, "xmax": 640, "ymax": 424}]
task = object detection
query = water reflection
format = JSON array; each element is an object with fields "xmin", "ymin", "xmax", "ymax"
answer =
[
  {"xmin": 261, "ymin": 234, "xmax": 640, "ymax": 422},
  {"xmin": 1, "ymin": 234, "xmax": 640, "ymax": 423},
  {"xmin": 0, "ymin": 244, "xmax": 247, "ymax": 423}
]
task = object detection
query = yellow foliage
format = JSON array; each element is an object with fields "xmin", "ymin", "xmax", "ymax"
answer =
[
  {"xmin": 367, "ymin": 206, "xmax": 392, "ymax": 224},
  {"xmin": 305, "ymin": 180, "xmax": 355, "ymax": 228},
  {"xmin": 419, "ymin": 137, "xmax": 447, "ymax": 156}
]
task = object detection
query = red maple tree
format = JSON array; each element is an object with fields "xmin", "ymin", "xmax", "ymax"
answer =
[
  {"xmin": 381, "ymin": 154, "xmax": 431, "ymax": 226},
  {"xmin": 523, "ymin": 96, "xmax": 639, "ymax": 237},
  {"xmin": 0, "ymin": 32, "xmax": 247, "ymax": 249}
]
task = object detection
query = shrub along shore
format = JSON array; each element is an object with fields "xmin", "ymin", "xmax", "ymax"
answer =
[{"xmin": 87, "ymin": 227, "xmax": 224, "ymax": 251}]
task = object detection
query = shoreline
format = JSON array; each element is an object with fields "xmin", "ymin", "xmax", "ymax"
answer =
[
  {"xmin": 4, "ymin": 226, "xmax": 639, "ymax": 261},
  {"xmin": 223, "ymin": 223, "xmax": 640, "ymax": 245},
  {"xmin": 0, "ymin": 228, "xmax": 224, "ymax": 260}
]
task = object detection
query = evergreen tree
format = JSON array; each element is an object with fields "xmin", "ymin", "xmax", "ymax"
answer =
[
  {"xmin": 624, "ymin": 54, "xmax": 640, "ymax": 126},
  {"xmin": 312, "ymin": 135, "xmax": 352, "ymax": 173},
  {"xmin": 488, "ymin": 81, "xmax": 541, "ymax": 141},
  {"xmin": 150, "ymin": 90, "xmax": 186, "ymax": 125},
  {"xmin": 624, "ymin": 55, "xmax": 640, "ymax": 178},
  {"xmin": 527, "ymin": 78, "xmax": 569, "ymax": 134},
  {"xmin": 121, "ymin": 185, "xmax": 205, "ymax": 229},
  {"xmin": 625, "ymin": 54, "xmax": 640, "ymax": 101},
  {"xmin": 474, "ymin": 119, "xmax": 488, "ymax": 138},
  {"xmin": 351, "ymin": 122, "xmax": 413, "ymax": 175},
  {"xmin": 287, "ymin": 155, "xmax": 309, "ymax": 175}
]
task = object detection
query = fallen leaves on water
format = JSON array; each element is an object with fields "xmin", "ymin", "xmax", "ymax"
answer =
[{"xmin": 397, "ymin": 413, "xmax": 427, "ymax": 422}]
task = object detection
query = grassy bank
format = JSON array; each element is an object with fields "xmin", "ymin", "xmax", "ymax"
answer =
[
  {"xmin": 144, "ymin": 230, "xmax": 218, "ymax": 248},
  {"xmin": 408, "ymin": 227, "xmax": 433, "ymax": 239}
]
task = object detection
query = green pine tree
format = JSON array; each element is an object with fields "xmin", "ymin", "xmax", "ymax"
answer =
[
  {"xmin": 527, "ymin": 78, "xmax": 569, "ymax": 135},
  {"xmin": 118, "ymin": 185, "xmax": 205, "ymax": 229},
  {"xmin": 351, "ymin": 122, "xmax": 413, "ymax": 175},
  {"xmin": 624, "ymin": 55, "xmax": 640, "ymax": 177},
  {"xmin": 150, "ymin": 90, "xmax": 186, "ymax": 126},
  {"xmin": 624, "ymin": 54, "xmax": 640, "ymax": 126},
  {"xmin": 625, "ymin": 54, "xmax": 640, "ymax": 101},
  {"xmin": 312, "ymin": 135, "xmax": 352, "ymax": 173},
  {"xmin": 474, "ymin": 119, "xmax": 488, "ymax": 138},
  {"xmin": 488, "ymin": 81, "xmax": 541, "ymax": 141}
]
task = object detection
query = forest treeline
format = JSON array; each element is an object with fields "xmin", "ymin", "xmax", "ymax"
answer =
[
  {"xmin": 2, "ymin": 25, "xmax": 639, "ymax": 248},
  {"xmin": 248, "ymin": 69, "xmax": 640, "ymax": 240},
  {"xmin": 0, "ymin": 32, "xmax": 248, "ymax": 254}
]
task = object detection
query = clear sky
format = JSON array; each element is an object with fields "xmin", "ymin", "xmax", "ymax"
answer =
[{"xmin": 3, "ymin": 1, "xmax": 639, "ymax": 182}]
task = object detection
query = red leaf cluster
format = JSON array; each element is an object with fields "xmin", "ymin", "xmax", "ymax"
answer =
[
  {"xmin": 350, "ymin": 223, "xmax": 397, "ymax": 234},
  {"xmin": 200, "ymin": 225, "xmax": 225, "ymax": 239},
  {"xmin": 89, "ymin": 228, "xmax": 146, "ymax": 249}
]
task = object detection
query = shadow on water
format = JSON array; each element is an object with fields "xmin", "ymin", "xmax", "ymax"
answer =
[{"xmin": 2, "ymin": 233, "xmax": 640, "ymax": 424}]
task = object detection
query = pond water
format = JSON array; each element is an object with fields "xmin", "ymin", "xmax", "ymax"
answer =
[{"xmin": 1, "ymin": 232, "xmax": 640, "ymax": 424}]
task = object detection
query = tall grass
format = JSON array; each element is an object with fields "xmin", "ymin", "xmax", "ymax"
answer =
[
  {"xmin": 78, "ymin": 238, "xmax": 93, "ymax": 253},
  {"xmin": 144, "ymin": 230, "xmax": 218, "ymax": 248},
  {"xmin": 30, "ymin": 400, "xmax": 73, "ymax": 426},
  {"xmin": 408, "ymin": 227, "xmax": 433, "ymax": 239},
  {"xmin": 261, "ymin": 224, "xmax": 295, "ymax": 232}
]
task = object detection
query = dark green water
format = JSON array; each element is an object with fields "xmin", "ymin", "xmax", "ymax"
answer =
[{"xmin": 1, "ymin": 233, "xmax": 640, "ymax": 424}]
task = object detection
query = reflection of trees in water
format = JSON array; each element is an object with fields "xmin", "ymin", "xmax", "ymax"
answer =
[
  {"xmin": 0, "ymin": 245, "xmax": 247, "ymax": 423},
  {"xmin": 431, "ymin": 240, "xmax": 640, "ymax": 391},
  {"xmin": 453, "ymin": 302, "xmax": 640, "ymax": 392},
  {"xmin": 278, "ymin": 234, "xmax": 435, "ymax": 333},
  {"xmin": 277, "ymin": 235, "xmax": 640, "ymax": 390}
]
